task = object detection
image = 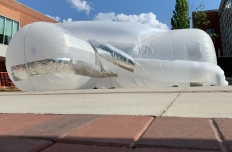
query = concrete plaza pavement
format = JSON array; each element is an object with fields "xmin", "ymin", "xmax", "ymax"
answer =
[{"xmin": 1, "ymin": 86, "xmax": 232, "ymax": 118}]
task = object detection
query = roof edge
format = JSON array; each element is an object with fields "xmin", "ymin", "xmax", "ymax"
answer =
[
  {"xmin": 192, "ymin": 9, "xmax": 218, "ymax": 13},
  {"xmin": 15, "ymin": 0, "xmax": 58, "ymax": 22}
]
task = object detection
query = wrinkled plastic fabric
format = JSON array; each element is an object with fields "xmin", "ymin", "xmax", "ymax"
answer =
[{"xmin": 6, "ymin": 21, "xmax": 228, "ymax": 91}]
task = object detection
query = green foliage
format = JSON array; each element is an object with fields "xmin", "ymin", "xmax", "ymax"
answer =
[
  {"xmin": 171, "ymin": 0, "xmax": 190, "ymax": 30},
  {"xmin": 193, "ymin": 3, "xmax": 218, "ymax": 38},
  {"xmin": 208, "ymin": 32, "xmax": 218, "ymax": 38},
  {"xmin": 192, "ymin": 2, "xmax": 210, "ymax": 28}
]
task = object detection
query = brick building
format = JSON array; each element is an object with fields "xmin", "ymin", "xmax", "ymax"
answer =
[
  {"xmin": 192, "ymin": 10, "xmax": 223, "ymax": 57},
  {"xmin": 0, "ymin": 0, "xmax": 57, "ymax": 87}
]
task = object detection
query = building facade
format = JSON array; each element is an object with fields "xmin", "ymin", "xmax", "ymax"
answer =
[
  {"xmin": 192, "ymin": 10, "xmax": 223, "ymax": 57},
  {"xmin": 0, "ymin": 0, "xmax": 57, "ymax": 87},
  {"xmin": 219, "ymin": 0, "xmax": 232, "ymax": 56}
]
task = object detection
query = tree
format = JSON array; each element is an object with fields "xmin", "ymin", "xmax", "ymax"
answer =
[
  {"xmin": 192, "ymin": 2, "xmax": 209, "ymax": 29},
  {"xmin": 171, "ymin": 0, "xmax": 190, "ymax": 30},
  {"xmin": 193, "ymin": 3, "xmax": 218, "ymax": 37}
]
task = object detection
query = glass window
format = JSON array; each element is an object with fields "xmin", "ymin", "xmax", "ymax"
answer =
[
  {"xmin": 4, "ymin": 18, "xmax": 13, "ymax": 45},
  {"xmin": 12, "ymin": 21, "xmax": 19, "ymax": 36},
  {"xmin": 206, "ymin": 29, "xmax": 215, "ymax": 43},
  {"xmin": 0, "ymin": 16, "xmax": 4, "ymax": 44},
  {"xmin": 0, "ymin": 15, "xmax": 19, "ymax": 45}
]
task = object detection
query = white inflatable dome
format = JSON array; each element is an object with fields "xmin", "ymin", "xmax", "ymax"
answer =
[{"xmin": 6, "ymin": 21, "xmax": 228, "ymax": 91}]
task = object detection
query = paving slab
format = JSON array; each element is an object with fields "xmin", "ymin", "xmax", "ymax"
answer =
[
  {"xmin": 0, "ymin": 138, "xmax": 52, "ymax": 152},
  {"xmin": 163, "ymin": 93, "xmax": 232, "ymax": 118},
  {"xmin": 0, "ymin": 93, "xmax": 178, "ymax": 116},
  {"xmin": 41, "ymin": 143, "xmax": 130, "ymax": 152},
  {"xmin": 133, "ymin": 148, "xmax": 220, "ymax": 152},
  {"xmin": 214, "ymin": 119, "xmax": 232, "ymax": 151},
  {"xmin": 136, "ymin": 117, "xmax": 221, "ymax": 151},
  {"xmin": 0, "ymin": 114, "xmax": 20, "ymax": 121},
  {"xmin": 0, "ymin": 114, "xmax": 58, "ymax": 134},
  {"xmin": 2, "ymin": 115, "xmax": 102, "ymax": 141},
  {"xmin": 60, "ymin": 115, "xmax": 153, "ymax": 147}
]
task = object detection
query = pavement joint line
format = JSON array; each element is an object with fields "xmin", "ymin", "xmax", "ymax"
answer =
[
  {"xmin": 209, "ymin": 119, "xmax": 229, "ymax": 152},
  {"xmin": 131, "ymin": 116, "xmax": 154, "ymax": 147},
  {"xmin": 132, "ymin": 116, "xmax": 156, "ymax": 148},
  {"xmin": 56, "ymin": 115, "xmax": 104, "ymax": 142},
  {"xmin": 57, "ymin": 140, "xmax": 126, "ymax": 148},
  {"xmin": 159, "ymin": 93, "xmax": 181, "ymax": 117},
  {"xmin": 1, "ymin": 90, "xmax": 231, "ymax": 96},
  {"xmin": 0, "ymin": 91, "xmax": 180, "ymax": 96},
  {"xmin": 134, "ymin": 144, "xmax": 218, "ymax": 151},
  {"xmin": 38, "ymin": 141, "xmax": 55, "ymax": 152},
  {"xmin": 51, "ymin": 141, "xmax": 131, "ymax": 149},
  {"xmin": 0, "ymin": 113, "xmax": 63, "ymax": 115},
  {"xmin": 183, "ymin": 87, "xmax": 187, "ymax": 91}
]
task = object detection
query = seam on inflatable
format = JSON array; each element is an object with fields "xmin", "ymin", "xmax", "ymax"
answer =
[
  {"xmin": 168, "ymin": 31, "xmax": 174, "ymax": 60},
  {"xmin": 23, "ymin": 24, "xmax": 35, "ymax": 91}
]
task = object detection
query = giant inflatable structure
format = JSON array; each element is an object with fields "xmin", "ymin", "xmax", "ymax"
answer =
[{"xmin": 6, "ymin": 21, "xmax": 228, "ymax": 91}]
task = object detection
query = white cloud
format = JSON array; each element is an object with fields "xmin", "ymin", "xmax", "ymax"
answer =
[
  {"xmin": 94, "ymin": 12, "xmax": 169, "ymax": 30},
  {"xmin": 62, "ymin": 18, "xmax": 73, "ymax": 22},
  {"xmin": 66, "ymin": 0, "xmax": 92, "ymax": 15},
  {"xmin": 46, "ymin": 15, "xmax": 73, "ymax": 23},
  {"xmin": 46, "ymin": 15, "xmax": 61, "ymax": 22}
]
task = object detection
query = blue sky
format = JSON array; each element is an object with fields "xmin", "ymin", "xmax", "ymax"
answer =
[{"xmin": 16, "ymin": 0, "xmax": 221, "ymax": 30}]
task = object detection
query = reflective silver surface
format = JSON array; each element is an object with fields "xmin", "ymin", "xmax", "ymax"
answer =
[
  {"xmin": 11, "ymin": 58, "xmax": 117, "ymax": 81},
  {"xmin": 11, "ymin": 64, "xmax": 29, "ymax": 81},
  {"xmin": 89, "ymin": 40, "xmax": 135, "ymax": 72}
]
